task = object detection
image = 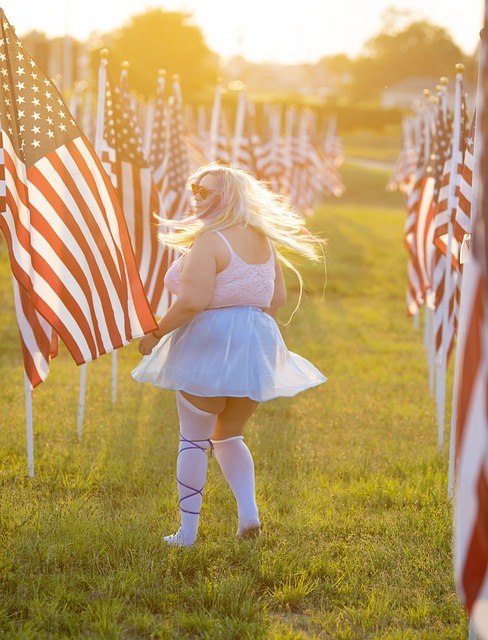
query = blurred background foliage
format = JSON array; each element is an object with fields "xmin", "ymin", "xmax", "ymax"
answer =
[{"xmin": 19, "ymin": 6, "xmax": 479, "ymax": 130}]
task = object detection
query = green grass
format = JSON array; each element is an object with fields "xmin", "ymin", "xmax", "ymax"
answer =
[
  {"xmin": 0, "ymin": 160, "xmax": 466, "ymax": 638},
  {"xmin": 341, "ymin": 127, "xmax": 402, "ymax": 163}
]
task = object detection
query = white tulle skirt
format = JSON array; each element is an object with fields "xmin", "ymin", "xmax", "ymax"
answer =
[{"xmin": 131, "ymin": 306, "xmax": 327, "ymax": 402}]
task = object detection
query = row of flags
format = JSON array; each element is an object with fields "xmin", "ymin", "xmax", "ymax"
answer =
[
  {"xmin": 390, "ymin": 16, "xmax": 488, "ymax": 637},
  {"xmin": 393, "ymin": 66, "xmax": 472, "ymax": 445},
  {"xmin": 0, "ymin": 9, "xmax": 345, "ymax": 396},
  {"xmin": 71, "ymin": 72, "xmax": 345, "ymax": 217}
]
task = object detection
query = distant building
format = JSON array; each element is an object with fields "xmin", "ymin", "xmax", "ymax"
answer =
[{"xmin": 380, "ymin": 76, "xmax": 476, "ymax": 115}]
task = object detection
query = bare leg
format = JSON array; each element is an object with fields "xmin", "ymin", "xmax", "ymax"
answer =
[
  {"xmin": 180, "ymin": 391, "xmax": 227, "ymax": 416},
  {"xmin": 212, "ymin": 397, "xmax": 259, "ymax": 440}
]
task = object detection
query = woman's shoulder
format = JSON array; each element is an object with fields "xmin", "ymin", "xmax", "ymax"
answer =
[
  {"xmin": 193, "ymin": 229, "xmax": 222, "ymax": 248},
  {"xmin": 188, "ymin": 230, "xmax": 222, "ymax": 260}
]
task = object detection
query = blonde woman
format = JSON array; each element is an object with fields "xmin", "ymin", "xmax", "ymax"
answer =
[{"xmin": 132, "ymin": 162, "xmax": 326, "ymax": 547}]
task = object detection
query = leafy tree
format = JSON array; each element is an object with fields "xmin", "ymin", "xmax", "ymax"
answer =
[
  {"xmin": 347, "ymin": 10, "xmax": 467, "ymax": 103},
  {"xmin": 89, "ymin": 9, "xmax": 220, "ymax": 103}
]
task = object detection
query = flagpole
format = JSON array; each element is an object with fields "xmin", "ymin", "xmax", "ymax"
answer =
[
  {"xmin": 448, "ymin": 252, "xmax": 472, "ymax": 496},
  {"xmin": 425, "ymin": 302, "xmax": 436, "ymax": 395},
  {"xmin": 144, "ymin": 97, "xmax": 155, "ymax": 159},
  {"xmin": 24, "ymin": 373, "xmax": 34, "ymax": 478},
  {"xmin": 62, "ymin": 0, "xmax": 72, "ymax": 99},
  {"xmin": 231, "ymin": 89, "xmax": 246, "ymax": 166},
  {"xmin": 77, "ymin": 363, "xmax": 87, "ymax": 438},
  {"xmin": 95, "ymin": 50, "xmax": 108, "ymax": 153},
  {"xmin": 209, "ymin": 79, "xmax": 222, "ymax": 161},
  {"xmin": 469, "ymin": 618, "xmax": 478, "ymax": 639}
]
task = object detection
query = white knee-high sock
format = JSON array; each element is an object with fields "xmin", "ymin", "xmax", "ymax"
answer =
[
  {"xmin": 165, "ymin": 392, "xmax": 217, "ymax": 547},
  {"xmin": 212, "ymin": 436, "xmax": 260, "ymax": 535}
]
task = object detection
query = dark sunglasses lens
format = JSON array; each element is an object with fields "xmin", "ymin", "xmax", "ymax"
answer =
[
  {"xmin": 191, "ymin": 183, "xmax": 199, "ymax": 196},
  {"xmin": 199, "ymin": 188, "xmax": 209, "ymax": 200}
]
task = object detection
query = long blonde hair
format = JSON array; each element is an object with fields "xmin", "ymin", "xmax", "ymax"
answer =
[{"xmin": 157, "ymin": 162, "xmax": 326, "ymax": 317}]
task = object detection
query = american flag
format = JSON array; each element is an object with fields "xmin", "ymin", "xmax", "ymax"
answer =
[
  {"xmin": 454, "ymin": 19, "xmax": 488, "ymax": 635},
  {"xmin": 389, "ymin": 114, "xmax": 417, "ymax": 198},
  {"xmin": 232, "ymin": 93, "xmax": 259, "ymax": 175},
  {"xmin": 148, "ymin": 70, "xmax": 167, "ymax": 193},
  {"xmin": 454, "ymin": 115, "xmax": 476, "ymax": 244},
  {"xmin": 0, "ymin": 10, "xmax": 156, "ymax": 386},
  {"xmin": 312, "ymin": 140, "xmax": 345, "ymax": 198},
  {"xmin": 411, "ymin": 174, "xmax": 436, "ymax": 302},
  {"xmin": 433, "ymin": 82, "xmax": 469, "ymax": 366},
  {"xmin": 151, "ymin": 84, "xmax": 191, "ymax": 315},
  {"xmin": 418, "ymin": 94, "xmax": 452, "ymax": 361},
  {"xmin": 99, "ymin": 65, "xmax": 167, "ymax": 315},
  {"xmin": 404, "ymin": 109, "xmax": 431, "ymax": 315},
  {"xmin": 434, "ymin": 89, "xmax": 469, "ymax": 257},
  {"xmin": 254, "ymin": 105, "xmax": 285, "ymax": 193},
  {"xmin": 160, "ymin": 91, "xmax": 190, "ymax": 220},
  {"xmin": 214, "ymin": 111, "xmax": 232, "ymax": 164}
]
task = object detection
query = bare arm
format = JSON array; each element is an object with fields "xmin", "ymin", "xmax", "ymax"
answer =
[
  {"xmin": 265, "ymin": 254, "xmax": 287, "ymax": 319},
  {"xmin": 138, "ymin": 233, "xmax": 217, "ymax": 355}
]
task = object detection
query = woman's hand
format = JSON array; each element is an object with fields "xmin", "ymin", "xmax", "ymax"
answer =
[{"xmin": 138, "ymin": 333, "xmax": 161, "ymax": 356}]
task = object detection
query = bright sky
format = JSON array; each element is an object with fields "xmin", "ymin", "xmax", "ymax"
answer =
[{"xmin": 4, "ymin": 0, "xmax": 485, "ymax": 64}]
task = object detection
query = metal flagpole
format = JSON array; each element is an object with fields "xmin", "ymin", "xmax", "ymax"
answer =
[
  {"xmin": 209, "ymin": 80, "xmax": 222, "ymax": 161},
  {"xmin": 426, "ymin": 303, "xmax": 436, "ymax": 395},
  {"xmin": 62, "ymin": 0, "xmax": 72, "ymax": 98},
  {"xmin": 231, "ymin": 90, "xmax": 246, "ymax": 166},
  {"xmin": 469, "ymin": 618, "xmax": 477, "ymax": 639},
  {"xmin": 77, "ymin": 362, "xmax": 87, "ymax": 438},
  {"xmin": 24, "ymin": 373, "xmax": 34, "ymax": 478}
]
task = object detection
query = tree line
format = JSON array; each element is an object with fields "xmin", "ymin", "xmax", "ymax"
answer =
[{"xmin": 20, "ymin": 7, "xmax": 478, "ymax": 107}]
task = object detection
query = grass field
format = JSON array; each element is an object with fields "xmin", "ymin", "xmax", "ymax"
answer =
[{"xmin": 0, "ymin": 159, "xmax": 466, "ymax": 638}]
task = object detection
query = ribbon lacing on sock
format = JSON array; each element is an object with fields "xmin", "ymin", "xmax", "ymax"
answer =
[{"xmin": 177, "ymin": 435, "xmax": 213, "ymax": 515}]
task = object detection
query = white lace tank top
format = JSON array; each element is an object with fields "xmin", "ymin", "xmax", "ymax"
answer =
[{"xmin": 164, "ymin": 231, "xmax": 276, "ymax": 309}]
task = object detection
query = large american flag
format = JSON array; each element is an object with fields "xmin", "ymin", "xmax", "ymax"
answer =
[
  {"xmin": 0, "ymin": 9, "xmax": 156, "ymax": 385},
  {"xmin": 454, "ymin": 18, "xmax": 488, "ymax": 636}
]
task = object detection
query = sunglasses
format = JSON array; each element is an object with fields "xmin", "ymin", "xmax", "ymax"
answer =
[{"xmin": 191, "ymin": 183, "xmax": 214, "ymax": 200}]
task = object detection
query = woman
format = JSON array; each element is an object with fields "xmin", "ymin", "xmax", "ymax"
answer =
[{"xmin": 132, "ymin": 162, "xmax": 326, "ymax": 547}]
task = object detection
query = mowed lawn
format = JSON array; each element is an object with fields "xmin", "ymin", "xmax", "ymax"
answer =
[{"xmin": 0, "ymin": 160, "xmax": 467, "ymax": 639}]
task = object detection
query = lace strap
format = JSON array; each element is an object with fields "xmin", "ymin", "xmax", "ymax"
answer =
[{"xmin": 215, "ymin": 231, "xmax": 235, "ymax": 255}]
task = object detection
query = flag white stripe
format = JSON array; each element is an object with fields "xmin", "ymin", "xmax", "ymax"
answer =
[{"xmin": 12, "ymin": 278, "xmax": 50, "ymax": 384}]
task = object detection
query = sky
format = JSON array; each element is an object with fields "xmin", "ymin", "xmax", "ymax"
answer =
[{"xmin": 3, "ymin": 0, "xmax": 485, "ymax": 65}]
